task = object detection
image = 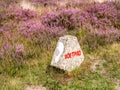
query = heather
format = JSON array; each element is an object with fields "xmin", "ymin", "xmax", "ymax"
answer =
[
  {"xmin": 86, "ymin": 2, "xmax": 120, "ymax": 44},
  {"xmin": 0, "ymin": 0, "xmax": 120, "ymax": 90},
  {"xmin": 41, "ymin": 2, "xmax": 120, "ymax": 44},
  {"xmin": 41, "ymin": 9, "xmax": 89, "ymax": 30}
]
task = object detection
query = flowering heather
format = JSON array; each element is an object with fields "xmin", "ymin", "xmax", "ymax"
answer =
[
  {"xmin": 0, "ymin": 1, "xmax": 120, "ymax": 86},
  {"xmin": 86, "ymin": 2, "xmax": 120, "ymax": 41},
  {"xmin": 0, "ymin": 1, "xmax": 120, "ymax": 55},
  {"xmin": 92, "ymin": 2, "xmax": 117, "ymax": 17},
  {"xmin": 41, "ymin": 9, "xmax": 89, "ymax": 30},
  {"xmin": 3, "ymin": 8, "xmax": 37, "ymax": 22},
  {"xmin": 13, "ymin": 9, "xmax": 37, "ymax": 21},
  {"xmin": 15, "ymin": 44, "xmax": 25, "ymax": 58},
  {"xmin": 45, "ymin": 26, "xmax": 66, "ymax": 37},
  {"xmin": 1, "ymin": 8, "xmax": 41, "ymax": 38},
  {"xmin": 42, "ymin": 2, "xmax": 120, "ymax": 42},
  {"xmin": 0, "ymin": 20, "xmax": 17, "ymax": 33},
  {"xmin": 3, "ymin": 43, "xmax": 11, "ymax": 51},
  {"xmin": 0, "ymin": 43, "xmax": 12, "ymax": 59},
  {"xmin": 19, "ymin": 18, "xmax": 45, "ymax": 37}
]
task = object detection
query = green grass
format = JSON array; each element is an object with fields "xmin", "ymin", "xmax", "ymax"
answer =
[
  {"xmin": 0, "ymin": 34, "xmax": 120, "ymax": 90},
  {"xmin": 0, "ymin": 1, "xmax": 120, "ymax": 89}
]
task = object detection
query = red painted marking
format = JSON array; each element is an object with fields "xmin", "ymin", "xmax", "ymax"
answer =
[
  {"xmin": 64, "ymin": 50, "xmax": 81, "ymax": 59},
  {"xmin": 65, "ymin": 53, "xmax": 71, "ymax": 59}
]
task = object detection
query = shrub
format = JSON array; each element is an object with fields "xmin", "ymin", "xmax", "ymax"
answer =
[
  {"xmin": 13, "ymin": 9, "xmax": 38, "ymax": 21},
  {"xmin": 87, "ymin": 2, "xmax": 118, "ymax": 26},
  {"xmin": 41, "ymin": 8, "xmax": 89, "ymax": 30},
  {"xmin": 45, "ymin": 26, "xmax": 66, "ymax": 37},
  {"xmin": 42, "ymin": 2, "xmax": 120, "ymax": 44},
  {"xmin": 0, "ymin": 20, "xmax": 17, "ymax": 34},
  {"xmin": 14, "ymin": 44, "xmax": 26, "ymax": 59},
  {"xmin": 0, "ymin": 43, "xmax": 12, "ymax": 59},
  {"xmin": 4, "ymin": 8, "xmax": 38, "ymax": 21},
  {"xmin": 0, "ymin": 42, "xmax": 26, "ymax": 59},
  {"xmin": 18, "ymin": 18, "xmax": 45, "ymax": 37},
  {"xmin": 19, "ymin": 19, "xmax": 66, "ymax": 38},
  {"xmin": 85, "ymin": 2, "xmax": 120, "ymax": 43}
]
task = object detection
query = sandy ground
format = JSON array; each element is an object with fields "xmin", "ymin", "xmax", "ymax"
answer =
[{"xmin": 26, "ymin": 85, "xmax": 47, "ymax": 90}]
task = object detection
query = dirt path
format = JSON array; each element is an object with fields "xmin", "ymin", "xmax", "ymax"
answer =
[{"xmin": 26, "ymin": 85, "xmax": 47, "ymax": 90}]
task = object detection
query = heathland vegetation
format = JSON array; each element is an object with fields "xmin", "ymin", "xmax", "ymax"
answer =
[{"xmin": 0, "ymin": 0, "xmax": 120, "ymax": 89}]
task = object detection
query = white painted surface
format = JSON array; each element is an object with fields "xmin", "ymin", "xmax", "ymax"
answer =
[{"xmin": 54, "ymin": 42, "xmax": 64, "ymax": 63}]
